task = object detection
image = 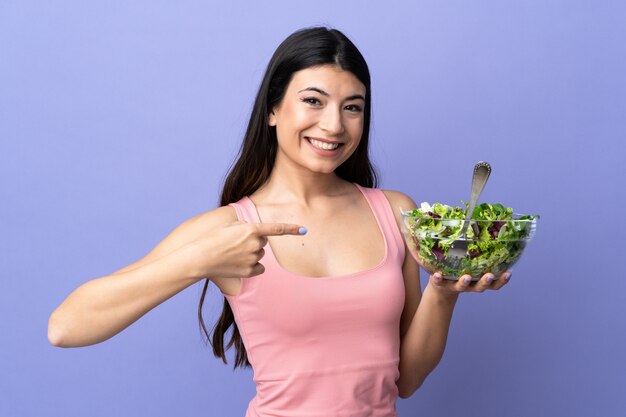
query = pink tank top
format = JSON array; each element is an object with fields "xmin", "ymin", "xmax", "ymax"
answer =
[{"xmin": 224, "ymin": 184, "xmax": 406, "ymax": 417}]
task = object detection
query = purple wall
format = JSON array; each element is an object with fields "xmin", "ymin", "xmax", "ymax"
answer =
[{"xmin": 2, "ymin": 1, "xmax": 624, "ymax": 416}]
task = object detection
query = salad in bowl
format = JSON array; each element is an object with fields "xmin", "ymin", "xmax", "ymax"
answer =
[{"xmin": 401, "ymin": 201, "xmax": 539, "ymax": 280}]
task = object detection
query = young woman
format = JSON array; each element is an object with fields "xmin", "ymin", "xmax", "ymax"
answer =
[{"xmin": 48, "ymin": 27, "xmax": 511, "ymax": 416}]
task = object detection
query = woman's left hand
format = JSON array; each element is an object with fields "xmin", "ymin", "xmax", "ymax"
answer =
[{"xmin": 428, "ymin": 271, "xmax": 512, "ymax": 294}]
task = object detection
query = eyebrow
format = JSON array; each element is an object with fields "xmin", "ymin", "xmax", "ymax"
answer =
[{"xmin": 297, "ymin": 87, "xmax": 365, "ymax": 101}]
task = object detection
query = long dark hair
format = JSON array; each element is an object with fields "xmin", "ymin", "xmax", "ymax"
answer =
[{"xmin": 198, "ymin": 26, "xmax": 379, "ymax": 369}]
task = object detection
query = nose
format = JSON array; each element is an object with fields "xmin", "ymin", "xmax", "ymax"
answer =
[{"xmin": 318, "ymin": 105, "xmax": 344, "ymax": 136}]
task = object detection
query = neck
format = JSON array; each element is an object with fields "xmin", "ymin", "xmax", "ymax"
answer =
[{"xmin": 254, "ymin": 160, "xmax": 351, "ymax": 206}]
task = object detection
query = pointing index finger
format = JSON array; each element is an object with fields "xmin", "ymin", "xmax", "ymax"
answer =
[{"xmin": 255, "ymin": 223, "xmax": 308, "ymax": 236}]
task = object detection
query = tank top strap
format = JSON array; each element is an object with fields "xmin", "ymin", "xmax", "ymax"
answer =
[
  {"xmin": 229, "ymin": 196, "xmax": 261, "ymax": 224},
  {"xmin": 354, "ymin": 184, "xmax": 406, "ymax": 260}
]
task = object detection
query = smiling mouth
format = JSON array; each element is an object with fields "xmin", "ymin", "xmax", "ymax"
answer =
[{"xmin": 305, "ymin": 137, "xmax": 344, "ymax": 151}]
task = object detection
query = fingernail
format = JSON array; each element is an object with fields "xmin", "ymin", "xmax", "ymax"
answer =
[
  {"xmin": 487, "ymin": 276, "xmax": 495, "ymax": 283},
  {"xmin": 463, "ymin": 278, "xmax": 471, "ymax": 284},
  {"xmin": 504, "ymin": 273, "xmax": 512, "ymax": 280},
  {"xmin": 434, "ymin": 274, "xmax": 442, "ymax": 281},
  {"xmin": 298, "ymin": 227, "xmax": 308, "ymax": 235}
]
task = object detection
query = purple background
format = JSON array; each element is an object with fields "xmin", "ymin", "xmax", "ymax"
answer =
[{"xmin": 1, "ymin": 1, "xmax": 625, "ymax": 416}]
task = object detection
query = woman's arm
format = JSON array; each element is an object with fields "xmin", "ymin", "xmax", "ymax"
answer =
[
  {"xmin": 383, "ymin": 190, "xmax": 438, "ymax": 395},
  {"xmin": 384, "ymin": 190, "xmax": 509, "ymax": 398},
  {"xmin": 396, "ymin": 270, "xmax": 511, "ymax": 398},
  {"xmin": 47, "ymin": 206, "xmax": 237, "ymax": 347},
  {"xmin": 48, "ymin": 247, "xmax": 203, "ymax": 347},
  {"xmin": 384, "ymin": 190, "xmax": 453, "ymax": 397},
  {"xmin": 48, "ymin": 204, "xmax": 305, "ymax": 348}
]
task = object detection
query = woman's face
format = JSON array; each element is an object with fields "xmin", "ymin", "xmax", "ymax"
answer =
[{"xmin": 269, "ymin": 64, "xmax": 366, "ymax": 175}]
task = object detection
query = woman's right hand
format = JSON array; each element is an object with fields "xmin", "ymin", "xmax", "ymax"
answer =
[{"xmin": 179, "ymin": 221, "xmax": 306, "ymax": 280}]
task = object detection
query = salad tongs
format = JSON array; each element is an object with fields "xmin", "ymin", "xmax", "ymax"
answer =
[{"xmin": 446, "ymin": 161, "xmax": 492, "ymax": 267}]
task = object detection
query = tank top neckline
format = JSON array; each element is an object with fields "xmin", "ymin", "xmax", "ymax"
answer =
[{"xmin": 242, "ymin": 183, "xmax": 389, "ymax": 280}]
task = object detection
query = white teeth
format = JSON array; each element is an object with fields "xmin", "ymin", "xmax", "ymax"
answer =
[{"xmin": 308, "ymin": 138, "xmax": 339, "ymax": 150}]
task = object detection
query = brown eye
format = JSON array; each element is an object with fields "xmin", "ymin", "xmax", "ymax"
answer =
[
  {"xmin": 345, "ymin": 104, "xmax": 363, "ymax": 113},
  {"xmin": 301, "ymin": 97, "xmax": 322, "ymax": 106}
]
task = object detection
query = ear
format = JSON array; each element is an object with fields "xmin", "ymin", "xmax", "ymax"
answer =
[{"xmin": 268, "ymin": 110, "xmax": 276, "ymax": 126}]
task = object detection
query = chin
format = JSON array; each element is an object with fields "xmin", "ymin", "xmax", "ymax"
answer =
[
  {"xmin": 300, "ymin": 163, "xmax": 337, "ymax": 175},
  {"xmin": 309, "ymin": 167, "xmax": 337, "ymax": 175}
]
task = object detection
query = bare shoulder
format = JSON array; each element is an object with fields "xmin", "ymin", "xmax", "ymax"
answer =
[
  {"xmin": 110, "ymin": 205, "xmax": 238, "ymax": 275},
  {"xmin": 381, "ymin": 189, "xmax": 419, "ymax": 220},
  {"xmin": 155, "ymin": 204, "xmax": 240, "ymax": 250},
  {"xmin": 184, "ymin": 205, "xmax": 239, "ymax": 233}
]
